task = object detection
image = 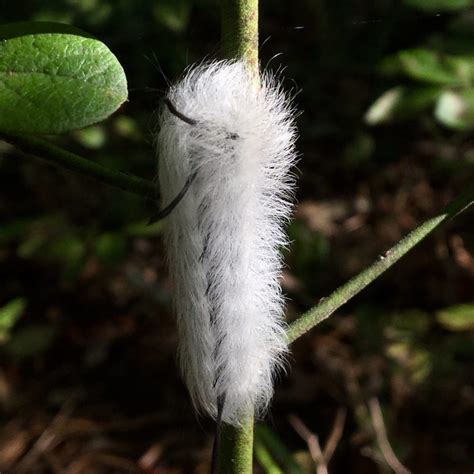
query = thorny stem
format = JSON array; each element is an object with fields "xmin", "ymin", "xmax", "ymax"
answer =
[{"xmin": 1, "ymin": 132, "xmax": 155, "ymax": 198}]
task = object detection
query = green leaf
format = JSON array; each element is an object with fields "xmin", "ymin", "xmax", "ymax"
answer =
[
  {"xmin": 436, "ymin": 304, "xmax": 474, "ymax": 331},
  {"xmin": 403, "ymin": 0, "xmax": 473, "ymax": 12},
  {"xmin": 435, "ymin": 89, "xmax": 474, "ymax": 129},
  {"xmin": 0, "ymin": 21, "xmax": 127, "ymax": 134},
  {"xmin": 365, "ymin": 85, "xmax": 441, "ymax": 125},
  {"xmin": 380, "ymin": 48, "xmax": 474, "ymax": 86},
  {"xmin": 0, "ymin": 298, "xmax": 26, "ymax": 341}
]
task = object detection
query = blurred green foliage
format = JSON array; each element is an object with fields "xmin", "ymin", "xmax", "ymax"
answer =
[
  {"xmin": 436, "ymin": 303, "xmax": 474, "ymax": 330},
  {"xmin": 367, "ymin": 6, "xmax": 474, "ymax": 129}
]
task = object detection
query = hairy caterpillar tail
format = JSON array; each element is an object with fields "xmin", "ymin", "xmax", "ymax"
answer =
[{"xmin": 157, "ymin": 60, "xmax": 298, "ymax": 426}]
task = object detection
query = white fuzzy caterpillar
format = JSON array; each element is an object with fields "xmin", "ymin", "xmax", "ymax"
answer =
[{"xmin": 157, "ymin": 60, "xmax": 297, "ymax": 426}]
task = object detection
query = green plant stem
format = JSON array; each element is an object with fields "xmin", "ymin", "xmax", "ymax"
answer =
[
  {"xmin": 1, "ymin": 133, "xmax": 155, "ymax": 198},
  {"xmin": 216, "ymin": 414, "xmax": 254, "ymax": 474},
  {"xmin": 287, "ymin": 185, "xmax": 474, "ymax": 343},
  {"xmin": 220, "ymin": 0, "xmax": 259, "ymax": 80},
  {"xmin": 216, "ymin": 1, "xmax": 259, "ymax": 472}
]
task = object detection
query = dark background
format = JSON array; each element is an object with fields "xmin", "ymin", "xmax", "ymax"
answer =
[{"xmin": 0, "ymin": 1, "xmax": 473, "ymax": 472}]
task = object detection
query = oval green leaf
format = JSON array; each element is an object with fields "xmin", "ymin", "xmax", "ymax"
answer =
[{"xmin": 0, "ymin": 21, "xmax": 128, "ymax": 134}]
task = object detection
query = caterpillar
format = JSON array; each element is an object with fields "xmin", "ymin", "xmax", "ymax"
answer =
[{"xmin": 157, "ymin": 60, "xmax": 297, "ymax": 426}]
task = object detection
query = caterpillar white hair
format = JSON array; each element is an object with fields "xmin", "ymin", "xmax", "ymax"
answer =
[{"xmin": 157, "ymin": 60, "xmax": 297, "ymax": 426}]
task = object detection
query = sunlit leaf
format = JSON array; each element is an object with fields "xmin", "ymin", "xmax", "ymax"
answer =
[
  {"xmin": 73, "ymin": 125, "xmax": 107, "ymax": 149},
  {"xmin": 113, "ymin": 115, "xmax": 142, "ymax": 141},
  {"xmin": 435, "ymin": 89, "xmax": 474, "ymax": 129},
  {"xmin": 365, "ymin": 85, "xmax": 441, "ymax": 125}
]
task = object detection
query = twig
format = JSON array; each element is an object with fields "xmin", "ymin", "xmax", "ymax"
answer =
[
  {"xmin": 360, "ymin": 445, "xmax": 387, "ymax": 467},
  {"xmin": 138, "ymin": 443, "xmax": 164, "ymax": 472},
  {"xmin": 322, "ymin": 408, "xmax": 347, "ymax": 462},
  {"xmin": 288, "ymin": 414, "xmax": 328, "ymax": 474},
  {"xmin": 15, "ymin": 401, "xmax": 75, "ymax": 472},
  {"xmin": 367, "ymin": 397, "xmax": 411, "ymax": 474},
  {"xmin": 287, "ymin": 184, "xmax": 474, "ymax": 343},
  {"xmin": 1, "ymin": 132, "xmax": 156, "ymax": 198},
  {"xmin": 288, "ymin": 408, "xmax": 346, "ymax": 474}
]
